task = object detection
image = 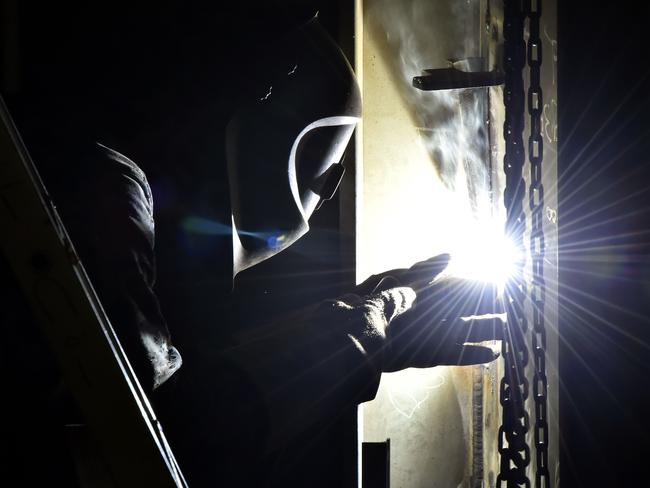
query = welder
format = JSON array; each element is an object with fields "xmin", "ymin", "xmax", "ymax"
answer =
[{"xmin": 9, "ymin": 3, "xmax": 503, "ymax": 486}]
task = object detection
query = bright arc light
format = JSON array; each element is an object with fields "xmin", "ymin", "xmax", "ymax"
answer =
[{"xmin": 444, "ymin": 224, "xmax": 523, "ymax": 292}]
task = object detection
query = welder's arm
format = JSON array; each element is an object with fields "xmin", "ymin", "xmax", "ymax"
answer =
[
  {"xmin": 64, "ymin": 144, "xmax": 181, "ymax": 391},
  {"xmin": 225, "ymin": 254, "xmax": 502, "ymax": 449}
]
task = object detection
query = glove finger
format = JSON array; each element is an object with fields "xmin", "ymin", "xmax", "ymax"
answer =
[
  {"xmin": 437, "ymin": 344, "xmax": 500, "ymax": 366},
  {"xmin": 371, "ymin": 275, "xmax": 401, "ymax": 294},
  {"xmin": 356, "ymin": 254, "xmax": 450, "ymax": 297},
  {"xmin": 355, "ymin": 271, "xmax": 405, "ymax": 297},
  {"xmin": 404, "ymin": 253, "xmax": 451, "ymax": 289},
  {"xmin": 337, "ymin": 293, "xmax": 363, "ymax": 306},
  {"xmin": 419, "ymin": 278, "xmax": 501, "ymax": 319},
  {"xmin": 455, "ymin": 315, "xmax": 505, "ymax": 342}
]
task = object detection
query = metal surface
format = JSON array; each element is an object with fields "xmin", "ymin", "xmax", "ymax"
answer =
[
  {"xmin": 0, "ymin": 96, "xmax": 186, "ymax": 488},
  {"xmin": 357, "ymin": 0, "xmax": 557, "ymax": 485},
  {"xmin": 357, "ymin": 1, "xmax": 491, "ymax": 486}
]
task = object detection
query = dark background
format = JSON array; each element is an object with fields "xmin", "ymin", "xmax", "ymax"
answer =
[
  {"xmin": 559, "ymin": 2, "xmax": 650, "ymax": 487},
  {"xmin": 2, "ymin": 1, "xmax": 650, "ymax": 487}
]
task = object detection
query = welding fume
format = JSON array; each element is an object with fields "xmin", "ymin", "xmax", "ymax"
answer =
[{"xmin": 3, "ymin": 2, "xmax": 507, "ymax": 486}]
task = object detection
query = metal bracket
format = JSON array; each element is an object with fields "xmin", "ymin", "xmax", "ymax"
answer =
[{"xmin": 413, "ymin": 57, "xmax": 504, "ymax": 91}]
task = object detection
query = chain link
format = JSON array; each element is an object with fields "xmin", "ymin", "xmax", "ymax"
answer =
[
  {"xmin": 497, "ymin": 0, "xmax": 531, "ymax": 486},
  {"xmin": 524, "ymin": 0, "xmax": 550, "ymax": 486}
]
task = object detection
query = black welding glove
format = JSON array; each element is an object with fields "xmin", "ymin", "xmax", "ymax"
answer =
[
  {"xmin": 338, "ymin": 253, "xmax": 503, "ymax": 372},
  {"xmin": 226, "ymin": 254, "xmax": 502, "ymax": 450}
]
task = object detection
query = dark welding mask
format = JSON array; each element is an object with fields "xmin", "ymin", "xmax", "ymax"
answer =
[{"xmin": 226, "ymin": 16, "xmax": 361, "ymax": 275}]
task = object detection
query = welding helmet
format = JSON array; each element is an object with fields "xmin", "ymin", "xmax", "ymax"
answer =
[{"xmin": 226, "ymin": 15, "xmax": 361, "ymax": 276}]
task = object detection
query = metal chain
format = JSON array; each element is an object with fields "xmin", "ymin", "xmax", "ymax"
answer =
[
  {"xmin": 524, "ymin": 0, "xmax": 550, "ymax": 486},
  {"xmin": 498, "ymin": 0, "xmax": 531, "ymax": 487}
]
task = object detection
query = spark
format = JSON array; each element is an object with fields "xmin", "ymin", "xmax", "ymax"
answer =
[{"xmin": 260, "ymin": 85, "xmax": 272, "ymax": 101}]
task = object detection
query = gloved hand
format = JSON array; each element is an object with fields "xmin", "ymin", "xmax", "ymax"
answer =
[
  {"xmin": 320, "ymin": 253, "xmax": 503, "ymax": 373},
  {"xmin": 227, "ymin": 253, "xmax": 503, "ymax": 448}
]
